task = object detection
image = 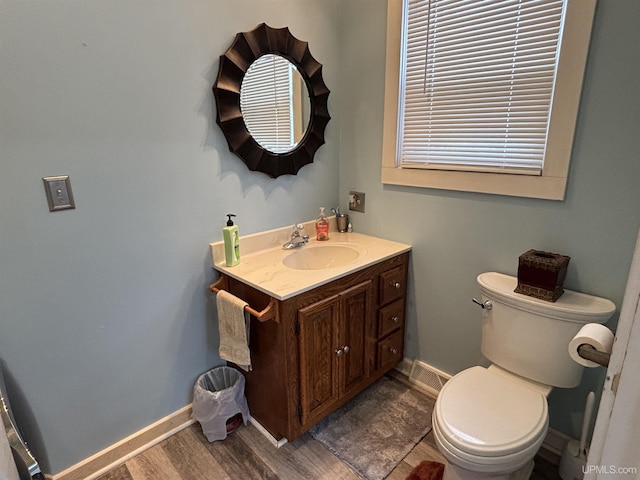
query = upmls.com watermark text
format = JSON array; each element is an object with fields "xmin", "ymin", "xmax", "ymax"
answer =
[{"xmin": 583, "ymin": 465, "xmax": 638, "ymax": 475}]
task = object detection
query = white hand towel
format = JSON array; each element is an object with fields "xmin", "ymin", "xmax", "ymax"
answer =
[{"xmin": 217, "ymin": 290, "xmax": 251, "ymax": 371}]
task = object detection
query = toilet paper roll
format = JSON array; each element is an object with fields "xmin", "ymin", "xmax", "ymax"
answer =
[{"xmin": 568, "ymin": 323, "xmax": 614, "ymax": 368}]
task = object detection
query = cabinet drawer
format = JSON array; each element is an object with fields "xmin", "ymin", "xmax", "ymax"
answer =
[
  {"xmin": 377, "ymin": 329, "xmax": 403, "ymax": 370},
  {"xmin": 378, "ymin": 299, "xmax": 404, "ymax": 338},
  {"xmin": 379, "ymin": 265, "xmax": 406, "ymax": 305}
]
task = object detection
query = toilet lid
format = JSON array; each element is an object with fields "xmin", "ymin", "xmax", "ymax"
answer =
[{"xmin": 435, "ymin": 366, "xmax": 548, "ymax": 458}]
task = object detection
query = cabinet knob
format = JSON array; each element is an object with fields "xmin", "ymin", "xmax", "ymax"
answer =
[
  {"xmin": 392, "ymin": 316, "xmax": 399, "ymax": 323},
  {"xmin": 343, "ymin": 345, "xmax": 350, "ymax": 353},
  {"xmin": 389, "ymin": 347, "xmax": 398, "ymax": 355},
  {"xmin": 392, "ymin": 282, "xmax": 401, "ymax": 289},
  {"xmin": 335, "ymin": 348, "xmax": 344, "ymax": 357}
]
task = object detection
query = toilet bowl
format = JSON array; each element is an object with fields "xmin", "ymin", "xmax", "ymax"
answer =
[
  {"xmin": 433, "ymin": 366, "xmax": 548, "ymax": 480},
  {"xmin": 432, "ymin": 272, "xmax": 616, "ymax": 480}
]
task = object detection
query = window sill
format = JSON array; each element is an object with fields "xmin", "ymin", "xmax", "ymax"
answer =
[{"xmin": 381, "ymin": 166, "xmax": 568, "ymax": 200}]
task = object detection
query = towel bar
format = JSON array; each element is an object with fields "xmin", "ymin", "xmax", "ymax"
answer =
[{"xmin": 210, "ymin": 276, "xmax": 277, "ymax": 322}]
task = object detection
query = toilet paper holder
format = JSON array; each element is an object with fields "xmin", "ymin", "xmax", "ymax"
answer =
[{"xmin": 577, "ymin": 344, "xmax": 610, "ymax": 367}]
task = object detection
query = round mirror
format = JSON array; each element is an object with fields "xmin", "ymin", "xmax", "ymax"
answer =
[
  {"xmin": 213, "ymin": 24, "xmax": 330, "ymax": 178},
  {"xmin": 240, "ymin": 54, "xmax": 311, "ymax": 154}
]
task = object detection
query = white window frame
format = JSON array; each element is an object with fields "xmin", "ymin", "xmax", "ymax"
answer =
[{"xmin": 381, "ymin": 0, "xmax": 596, "ymax": 200}]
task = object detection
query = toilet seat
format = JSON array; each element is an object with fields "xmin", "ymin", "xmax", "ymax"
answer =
[{"xmin": 434, "ymin": 366, "xmax": 548, "ymax": 466}]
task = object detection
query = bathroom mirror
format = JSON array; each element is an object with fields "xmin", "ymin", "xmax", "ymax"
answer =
[
  {"xmin": 240, "ymin": 54, "xmax": 310, "ymax": 153},
  {"xmin": 213, "ymin": 23, "xmax": 330, "ymax": 178}
]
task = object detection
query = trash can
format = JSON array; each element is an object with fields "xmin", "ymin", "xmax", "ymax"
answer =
[{"xmin": 192, "ymin": 366, "xmax": 250, "ymax": 441}]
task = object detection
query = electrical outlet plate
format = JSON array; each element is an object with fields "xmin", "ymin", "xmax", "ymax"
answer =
[
  {"xmin": 43, "ymin": 175, "xmax": 75, "ymax": 211},
  {"xmin": 348, "ymin": 191, "xmax": 365, "ymax": 213}
]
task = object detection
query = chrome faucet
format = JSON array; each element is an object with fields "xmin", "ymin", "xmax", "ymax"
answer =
[{"xmin": 282, "ymin": 223, "xmax": 309, "ymax": 249}]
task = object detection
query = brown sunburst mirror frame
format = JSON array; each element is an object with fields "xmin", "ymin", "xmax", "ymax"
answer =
[{"xmin": 213, "ymin": 23, "xmax": 331, "ymax": 178}]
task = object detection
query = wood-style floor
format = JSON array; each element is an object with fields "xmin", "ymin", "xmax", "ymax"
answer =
[{"xmin": 97, "ymin": 382, "xmax": 562, "ymax": 480}]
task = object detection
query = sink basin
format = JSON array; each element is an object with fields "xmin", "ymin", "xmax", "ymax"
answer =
[{"xmin": 283, "ymin": 245, "xmax": 361, "ymax": 270}]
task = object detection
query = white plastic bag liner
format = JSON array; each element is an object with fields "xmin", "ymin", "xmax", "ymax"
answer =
[{"xmin": 192, "ymin": 366, "xmax": 249, "ymax": 441}]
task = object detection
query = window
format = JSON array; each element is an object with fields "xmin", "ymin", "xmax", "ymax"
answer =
[
  {"xmin": 241, "ymin": 54, "xmax": 300, "ymax": 154},
  {"xmin": 381, "ymin": 0, "xmax": 596, "ymax": 200}
]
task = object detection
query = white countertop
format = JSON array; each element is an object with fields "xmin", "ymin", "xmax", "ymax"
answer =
[{"xmin": 210, "ymin": 222, "xmax": 411, "ymax": 300}]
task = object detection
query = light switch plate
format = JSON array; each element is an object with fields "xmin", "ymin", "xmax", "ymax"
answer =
[{"xmin": 43, "ymin": 175, "xmax": 75, "ymax": 211}]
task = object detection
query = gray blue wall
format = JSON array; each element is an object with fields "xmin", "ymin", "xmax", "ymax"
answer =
[
  {"xmin": 0, "ymin": 0, "xmax": 342, "ymax": 473},
  {"xmin": 338, "ymin": 0, "xmax": 640, "ymax": 438},
  {"xmin": 0, "ymin": 0, "xmax": 638, "ymax": 474}
]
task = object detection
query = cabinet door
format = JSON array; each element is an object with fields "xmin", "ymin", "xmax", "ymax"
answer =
[
  {"xmin": 298, "ymin": 294, "xmax": 340, "ymax": 426},
  {"xmin": 340, "ymin": 280, "xmax": 372, "ymax": 397}
]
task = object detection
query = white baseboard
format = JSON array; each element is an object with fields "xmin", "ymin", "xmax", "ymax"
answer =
[
  {"xmin": 48, "ymin": 359, "xmax": 570, "ymax": 479},
  {"xmin": 539, "ymin": 427, "xmax": 572, "ymax": 464},
  {"xmin": 50, "ymin": 405, "xmax": 195, "ymax": 480},
  {"xmin": 395, "ymin": 357, "xmax": 414, "ymax": 377}
]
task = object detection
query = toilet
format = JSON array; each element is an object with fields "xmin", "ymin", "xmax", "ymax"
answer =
[{"xmin": 432, "ymin": 272, "xmax": 615, "ymax": 480}]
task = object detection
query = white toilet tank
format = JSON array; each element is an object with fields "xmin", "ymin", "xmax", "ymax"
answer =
[{"xmin": 477, "ymin": 272, "xmax": 616, "ymax": 388}]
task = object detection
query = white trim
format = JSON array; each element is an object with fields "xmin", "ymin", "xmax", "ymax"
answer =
[
  {"xmin": 394, "ymin": 356, "xmax": 414, "ymax": 377},
  {"xmin": 586, "ymin": 229, "xmax": 640, "ymax": 478},
  {"xmin": 50, "ymin": 405, "xmax": 194, "ymax": 480},
  {"xmin": 47, "ymin": 365, "xmax": 570, "ymax": 479},
  {"xmin": 539, "ymin": 427, "xmax": 572, "ymax": 464}
]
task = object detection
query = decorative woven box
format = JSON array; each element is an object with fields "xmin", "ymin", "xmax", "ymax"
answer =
[{"xmin": 514, "ymin": 249, "xmax": 570, "ymax": 302}]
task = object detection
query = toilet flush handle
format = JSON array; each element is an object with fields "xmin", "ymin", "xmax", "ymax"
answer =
[{"xmin": 472, "ymin": 298, "xmax": 492, "ymax": 310}]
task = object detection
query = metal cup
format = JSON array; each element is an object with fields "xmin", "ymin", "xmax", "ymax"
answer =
[{"xmin": 336, "ymin": 214, "xmax": 349, "ymax": 232}]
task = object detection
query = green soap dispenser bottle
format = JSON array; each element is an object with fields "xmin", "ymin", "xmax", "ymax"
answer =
[{"xmin": 223, "ymin": 214, "xmax": 240, "ymax": 267}]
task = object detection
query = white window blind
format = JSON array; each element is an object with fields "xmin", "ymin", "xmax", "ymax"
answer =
[
  {"xmin": 241, "ymin": 54, "xmax": 294, "ymax": 154},
  {"xmin": 398, "ymin": 0, "xmax": 566, "ymax": 175}
]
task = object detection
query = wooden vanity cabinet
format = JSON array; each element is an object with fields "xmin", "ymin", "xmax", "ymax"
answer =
[{"xmin": 222, "ymin": 251, "xmax": 409, "ymax": 442}]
